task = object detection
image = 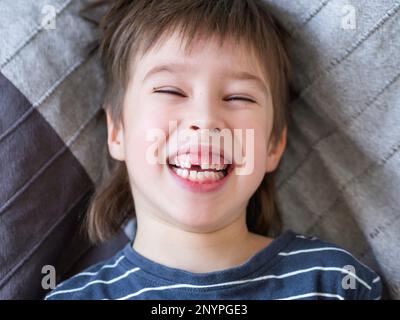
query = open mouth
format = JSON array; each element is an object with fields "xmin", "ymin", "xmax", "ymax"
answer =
[{"xmin": 167, "ymin": 154, "xmax": 233, "ymax": 183}]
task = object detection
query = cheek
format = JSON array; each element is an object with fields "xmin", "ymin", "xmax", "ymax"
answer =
[
  {"xmin": 253, "ymin": 130, "xmax": 269, "ymax": 174},
  {"xmin": 123, "ymin": 109, "xmax": 171, "ymax": 178},
  {"xmin": 231, "ymin": 116, "xmax": 270, "ymax": 175}
]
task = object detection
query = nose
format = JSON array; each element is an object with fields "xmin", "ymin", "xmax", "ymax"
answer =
[{"xmin": 182, "ymin": 97, "xmax": 225, "ymax": 134}]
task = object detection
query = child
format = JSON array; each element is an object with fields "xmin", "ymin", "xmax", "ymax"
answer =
[{"xmin": 45, "ymin": 0, "xmax": 382, "ymax": 300}]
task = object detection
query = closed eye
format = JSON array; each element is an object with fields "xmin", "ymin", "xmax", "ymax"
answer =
[
  {"xmin": 153, "ymin": 89, "xmax": 186, "ymax": 97},
  {"xmin": 225, "ymin": 96, "xmax": 256, "ymax": 103},
  {"xmin": 154, "ymin": 89, "xmax": 256, "ymax": 103}
]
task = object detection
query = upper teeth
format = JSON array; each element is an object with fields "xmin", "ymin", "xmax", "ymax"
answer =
[
  {"xmin": 174, "ymin": 168, "xmax": 225, "ymax": 182},
  {"xmin": 169, "ymin": 154, "xmax": 228, "ymax": 171}
]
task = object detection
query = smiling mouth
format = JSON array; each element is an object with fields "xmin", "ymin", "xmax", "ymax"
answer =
[{"xmin": 167, "ymin": 156, "xmax": 232, "ymax": 183}]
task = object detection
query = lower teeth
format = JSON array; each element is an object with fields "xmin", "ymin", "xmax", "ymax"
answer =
[{"xmin": 170, "ymin": 166, "xmax": 226, "ymax": 182}]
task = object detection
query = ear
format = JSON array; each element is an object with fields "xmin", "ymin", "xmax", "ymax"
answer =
[
  {"xmin": 106, "ymin": 108, "xmax": 125, "ymax": 161},
  {"xmin": 265, "ymin": 126, "xmax": 287, "ymax": 173}
]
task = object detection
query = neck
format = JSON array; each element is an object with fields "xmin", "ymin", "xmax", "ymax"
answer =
[{"xmin": 132, "ymin": 212, "xmax": 272, "ymax": 273}]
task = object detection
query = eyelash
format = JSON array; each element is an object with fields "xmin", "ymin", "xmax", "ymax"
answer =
[
  {"xmin": 154, "ymin": 89, "xmax": 184, "ymax": 96},
  {"xmin": 153, "ymin": 89, "xmax": 256, "ymax": 103},
  {"xmin": 225, "ymin": 96, "xmax": 256, "ymax": 103}
]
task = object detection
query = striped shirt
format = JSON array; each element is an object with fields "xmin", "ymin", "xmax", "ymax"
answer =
[{"xmin": 44, "ymin": 230, "xmax": 382, "ymax": 300}]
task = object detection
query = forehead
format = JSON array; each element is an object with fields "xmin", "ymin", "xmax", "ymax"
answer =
[{"xmin": 133, "ymin": 30, "xmax": 268, "ymax": 88}]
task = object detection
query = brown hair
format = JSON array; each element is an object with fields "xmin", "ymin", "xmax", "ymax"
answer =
[{"xmin": 85, "ymin": 0, "xmax": 292, "ymax": 243}]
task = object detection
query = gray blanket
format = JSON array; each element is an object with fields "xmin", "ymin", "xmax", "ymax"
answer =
[{"xmin": 270, "ymin": 0, "xmax": 400, "ymax": 299}]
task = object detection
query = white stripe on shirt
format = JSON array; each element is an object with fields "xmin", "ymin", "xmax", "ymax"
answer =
[
  {"xmin": 278, "ymin": 247, "xmax": 378, "ymax": 275},
  {"xmin": 69, "ymin": 256, "xmax": 126, "ymax": 278},
  {"xmin": 110, "ymin": 266, "xmax": 371, "ymax": 300},
  {"xmin": 296, "ymin": 235, "xmax": 318, "ymax": 240},
  {"xmin": 276, "ymin": 292, "xmax": 345, "ymax": 300},
  {"xmin": 278, "ymin": 247, "xmax": 350, "ymax": 256},
  {"xmin": 45, "ymin": 266, "xmax": 140, "ymax": 299},
  {"xmin": 56, "ymin": 256, "xmax": 126, "ymax": 289}
]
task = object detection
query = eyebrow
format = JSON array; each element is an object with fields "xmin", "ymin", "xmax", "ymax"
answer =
[
  {"xmin": 142, "ymin": 63, "xmax": 269, "ymax": 93},
  {"xmin": 224, "ymin": 69, "xmax": 268, "ymax": 93},
  {"xmin": 142, "ymin": 63, "xmax": 187, "ymax": 83}
]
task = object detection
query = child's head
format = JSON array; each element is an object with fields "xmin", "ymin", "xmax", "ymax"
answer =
[{"xmin": 87, "ymin": 0, "xmax": 292, "ymax": 242}]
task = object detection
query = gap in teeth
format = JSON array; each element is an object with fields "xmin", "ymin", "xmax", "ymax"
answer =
[
  {"xmin": 170, "ymin": 161, "xmax": 228, "ymax": 171},
  {"xmin": 170, "ymin": 165, "xmax": 228, "ymax": 182},
  {"xmin": 169, "ymin": 154, "xmax": 229, "ymax": 171}
]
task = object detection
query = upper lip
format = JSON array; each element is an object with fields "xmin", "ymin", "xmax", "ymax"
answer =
[{"xmin": 167, "ymin": 143, "xmax": 233, "ymax": 166}]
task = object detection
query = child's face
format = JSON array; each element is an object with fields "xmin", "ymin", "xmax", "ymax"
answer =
[{"xmin": 107, "ymin": 31, "xmax": 286, "ymax": 232}]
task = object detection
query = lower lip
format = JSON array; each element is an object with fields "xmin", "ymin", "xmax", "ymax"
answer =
[{"xmin": 167, "ymin": 165, "xmax": 234, "ymax": 193}]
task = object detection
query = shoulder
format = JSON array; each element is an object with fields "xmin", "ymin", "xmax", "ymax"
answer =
[
  {"xmin": 44, "ymin": 247, "xmax": 131, "ymax": 300},
  {"xmin": 277, "ymin": 231, "xmax": 382, "ymax": 300}
]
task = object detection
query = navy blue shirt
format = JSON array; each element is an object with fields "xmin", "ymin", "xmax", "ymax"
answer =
[{"xmin": 45, "ymin": 230, "xmax": 382, "ymax": 300}]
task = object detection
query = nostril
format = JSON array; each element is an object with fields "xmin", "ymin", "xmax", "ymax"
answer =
[{"xmin": 189, "ymin": 126, "xmax": 221, "ymax": 132}]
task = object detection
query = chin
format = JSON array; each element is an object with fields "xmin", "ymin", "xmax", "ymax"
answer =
[{"xmin": 168, "ymin": 209, "xmax": 227, "ymax": 233}]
